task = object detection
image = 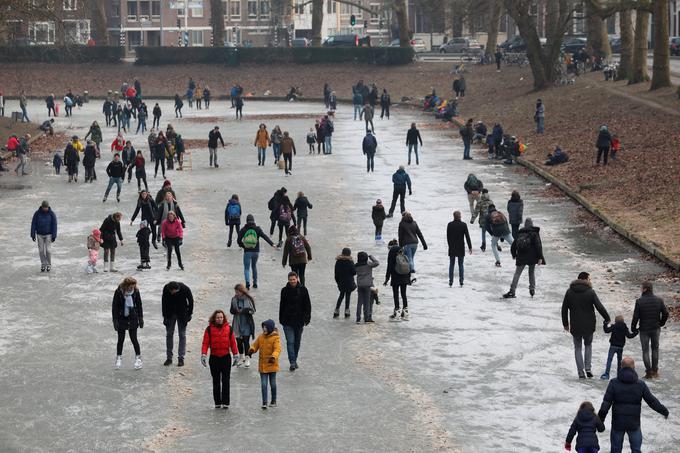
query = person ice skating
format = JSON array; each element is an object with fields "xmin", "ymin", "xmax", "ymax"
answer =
[
  {"xmin": 362, "ymin": 130, "xmax": 377, "ymax": 173},
  {"xmin": 268, "ymin": 187, "xmax": 287, "ymax": 235},
  {"xmin": 254, "ymin": 124, "xmax": 269, "ymax": 166},
  {"xmin": 447, "ymin": 211, "xmax": 472, "ymax": 287},
  {"xmin": 156, "ymin": 190, "xmax": 185, "ymax": 242},
  {"xmin": 136, "ymin": 221, "xmax": 151, "ymax": 270},
  {"xmin": 121, "ymin": 140, "xmax": 135, "ymax": 183},
  {"xmin": 600, "ymin": 315, "xmax": 638, "ymax": 380},
  {"xmin": 275, "ymin": 195, "xmax": 295, "ymax": 246},
  {"xmin": 293, "ymin": 192, "xmax": 312, "ymax": 236},
  {"xmin": 162, "ymin": 281, "xmax": 194, "ymax": 366},
  {"xmin": 360, "ymin": 103, "xmax": 375, "ymax": 133},
  {"xmin": 406, "ymin": 123, "xmax": 423, "ymax": 165},
  {"xmin": 352, "ymin": 89, "xmax": 363, "ymax": 120},
  {"xmin": 235, "ymin": 95, "xmax": 244, "ymax": 119},
  {"xmin": 380, "ymin": 89, "xmax": 391, "ymax": 119},
  {"xmin": 152, "ymin": 103, "xmax": 161, "ymax": 129},
  {"xmin": 31, "ymin": 200, "xmax": 57, "ymax": 272},
  {"xmin": 463, "ymin": 173, "xmax": 484, "ymax": 217},
  {"xmin": 155, "ymin": 179, "xmax": 177, "ymax": 205},
  {"xmin": 372, "ymin": 199, "xmax": 386, "ymax": 242},
  {"xmin": 270, "ymin": 126, "xmax": 283, "ymax": 163},
  {"xmin": 323, "ymin": 114, "xmax": 334, "ymax": 154},
  {"xmin": 162, "ymin": 211, "xmax": 184, "ymax": 270},
  {"xmin": 201, "ymin": 309, "xmax": 240, "ymax": 409},
  {"xmin": 203, "ymin": 86, "xmax": 211, "ymax": 108},
  {"xmin": 333, "ymin": 248, "xmax": 357, "ymax": 319},
  {"xmin": 596, "ymin": 125, "xmax": 612, "ymax": 166},
  {"xmin": 387, "ymin": 166, "xmax": 412, "ymax": 217},
  {"xmin": 131, "ymin": 190, "xmax": 158, "ymax": 248},
  {"xmin": 82, "ymin": 140, "xmax": 97, "ymax": 183},
  {"xmin": 248, "ymin": 319, "xmax": 281, "ymax": 409},
  {"xmin": 631, "ymin": 281, "xmax": 668, "ymax": 379},
  {"xmin": 280, "ymin": 131, "xmax": 296, "ymax": 176},
  {"xmin": 279, "ymin": 272, "xmax": 311, "ymax": 371},
  {"xmin": 561, "ymin": 272, "xmax": 611, "ymax": 379},
  {"xmin": 133, "ymin": 150, "xmax": 148, "ymax": 191},
  {"xmin": 208, "ymin": 126, "xmax": 225, "ymax": 168},
  {"xmin": 282, "ymin": 225, "xmax": 311, "ymax": 287},
  {"xmin": 507, "ymin": 190, "xmax": 524, "ymax": 238},
  {"xmin": 52, "ymin": 150, "xmax": 62, "ymax": 175},
  {"xmin": 174, "ymin": 94, "xmax": 183, "ymax": 118},
  {"xmin": 597, "ymin": 357, "xmax": 669, "ymax": 453},
  {"xmin": 315, "ymin": 119, "xmax": 326, "ymax": 154},
  {"xmin": 63, "ymin": 142, "xmax": 79, "ymax": 183},
  {"xmin": 112, "ymin": 277, "xmax": 144, "ymax": 370},
  {"xmin": 86, "ymin": 228, "xmax": 103, "ymax": 273},
  {"xmin": 398, "ymin": 212, "xmax": 427, "ymax": 273},
  {"xmin": 230, "ymin": 283, "xmax": 256, "ymax": 368},
  {"xmin": 100, "ymin": 212, "xmax": 124, "ymax": 273},
  {"xmin": 306, "ymin": 128, "xmax": 316, "ymax": 153},
  {"xmin": 564, "ymin": 401, "xmax": 605, "ymax": 453},
  {"xmin": 355, "ymin": 252, "xmax": 379, "ymax": 323},
  {"xmin": 237, "ymin": 214, "xmax": 276, "ymax": 290},
  {"xmin": 484, "ymin": 205, "xmax": 513, "ymax": 267},
  {"xmin": 459, "ymin": 118, "xmax": 474, "ymax": 160},
  {"xmin": 13, "ymin": 134, "xmax": 29, "ymax": 176},
  {"xmin": 471, "ymin": 189, "xmax": 493, "ymax": 251},
  {"xmin": 225, "ymin": 194, "xmax": 242, "ymax": 247},
  {"xmin": 503, "ymin": 218, "xmax": 545, "ymax": 298},
  {"xmin": 103, "ymin": 153, "xmax": 125, "ymax": 203},
  {"xmin": 384, "ymin": 239, "xmax": 413, "ymax": 321}
]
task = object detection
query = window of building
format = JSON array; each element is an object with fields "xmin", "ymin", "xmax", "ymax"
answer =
[
  {"xmin": 112, "ymin": 1, "xmax": 120, "ymax": 17},
  {"xmin": 369, "ymin": 2, "xmax": 379, "ymax": 24},
  {"xmin": 128, "ymin": 30, "xmax": 141, "ymax": 50},
  {"xmin": 191, "ymin": 0, "xmax": 203, "ymax": 17},
  {"xmin": 247, "ymin": 0, "xmax": 257, "ymax": 18},
  {"xmin": 127, "ymin": 0, "xmax": 138, "ymax": 19},
  {"xmin": 151, "ymin": 0, "xmax": 160, "ymax": 17},
  {"xmin": 191, "ymin": 30, "xmax": 204, "ymax": 46},
  {"xmin": 340, "ymin": 3, "xmax": 360, "ymax": 17},
  {"xmin": 63, "ymin": 0, "xmax": 77, "ymax": 10},
  {"xmin": 230, "ymin": 0, "xmax": 241, "ymax": 19},
  {"xmin": 139, "ymin": 1, "xmax": 150, "ymax": 18},
  {"xmin": 260, "ymin": 0, "xmax": 270, "ymax": 18},
  {"xmin": 327, "ymin": 0, "xmax": 336, "ymax": 14},
  {"xmin": 63, "ymin": 19, "xmax": 90, "ymax": 44},
  {"xmin": 222, "ymin": 1, "xmax": 228, "ymax": 17},
  {"xmin": 294, "ymin": 0, "xmax": 304, "ymax": 14},
  {"xmin": 29, "ymin": 22, "xmax": 56, "ymax": 44}
]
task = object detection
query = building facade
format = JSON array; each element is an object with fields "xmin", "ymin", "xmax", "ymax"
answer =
[{"xmin": 2, "ymin": 0, "xmax": 91, "ymax": 46}]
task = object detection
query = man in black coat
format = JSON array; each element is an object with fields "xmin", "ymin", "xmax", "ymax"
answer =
[
  {"xmin": 162, "ymin": 281, "xmax": 194, "ymax": 367},
  {"xmin": 598, "ymin": 357, "xmax": 669, "ymax": 453},
  {"xmin": 561, "ymin": 272, "xmax": 611, "ymax": 379},
  {"xmin": 631, "ymin": 281, "xmax": 668, "ymax": 379},
  {"xmin": 446, "ymin": 210, "xmax": 471, "ymax": 287},
  {"xmin": 279, "ymin": 272, "xmax": 311, "ymax": 372},
  {"xmin": 405, "ymin": 122, "xmax": 423, "ymax": 166},
  {"xmin": 103, "ymin": 153, "xmax": 125, "ymax": 203},
  {"xmin": 362, "ymin": 130, "xmax": 377, "ymax": 173},
  {"xmin": 207, "ymin": 125, "xmax": 225, "ymax": 168},
  {"xmin": 503, "ymin": 218, "xmax": 545, "ymax": 298}
]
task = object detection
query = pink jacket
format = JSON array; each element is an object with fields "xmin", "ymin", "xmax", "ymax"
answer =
[{"xmin": 161, "ymin": 219, "xmax": 183, "ymax": 239}]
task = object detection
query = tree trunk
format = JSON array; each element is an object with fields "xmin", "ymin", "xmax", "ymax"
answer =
[
  {"xmin": 586, "ymin": 0, "xmax": 611, "ymax": 58},
  {"xmin": 393, "ymin": 0, "xmax": 410, "ymax": 46},
  {"xmin": 650, "ymin": 0, "xmax": 671, "ymax": 89},
  {"xmin": 485, "ymin": 0, "xmax": 502, "ymax": 56},
  {"xmin": 89, "ymin": 0, "xmax": 108, "ymax": 45},
  {"xmin": 630, "ymin": 9, "xmax": 650, "ymax": 84},
  {"xmin": 209, "ymin": 0, "xmax": 225, "ymax": 47},
  {"xmin": 311, "ymin": 0, "xmax": 323, "ymax": 47},
  {"xmin": 617, "ymin": 10, "xmax": 633, "ymax": 80}
]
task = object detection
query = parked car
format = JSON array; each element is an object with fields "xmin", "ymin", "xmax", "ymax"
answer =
[
  {"xmin": 388, "ymin": 38, "xmax": 427, "ymax": 52},
  {"xmin": 322, "ymin": 34, "xmax": 371, "ymax": 47},
  {"xmin": 439, "ymin": 37, "xmax": 483, "ymax": 54},
  {"xmin": 609, "ymin": 37, "xmax": 621, "ymax": 54},
  {"xmin": 292, "ymin": 38, "xmax": 310, "ymax": 48},
  {"xmin": 499, "ymin": 35, "xmax": 524, "ymax": 51},
  {"xmin": 670, "ymin": 37, "xmax": 680, "ymax": 56},
  {"xmin": 562, "ymin": 37, "xmax": 587, "ymax": 54}
]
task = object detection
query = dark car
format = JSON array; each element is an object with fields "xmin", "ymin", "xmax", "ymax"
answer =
[
  {"xmin": 609, "ymin": 37, "xmax": 621, "ymax": 54},
  {"xmin": 499, "ymin": 35, "xmax": 524, "ymax": 52},
  {"xmin": 292, "ymin": 38, "xmax": 310, "ymax": 48},
  {"xmin": 323, "ymin": 34, "xmax": 371, "ymax": 47},
  {"xmin": 670, "ymin": 37, "xmax": 680, "ymax": 56},
  {"xmin": 562, "ymin": 37, "xmax": 587, "ymax": 54}
]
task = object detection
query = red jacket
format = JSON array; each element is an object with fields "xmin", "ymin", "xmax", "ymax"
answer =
[
  {"xmin": 6, "ymin": 136, "xmax": 20, "ymax": 151},
  {"xmin": 161, "ymin": 218, "xmax": 183, "ymax": 239},
  {"xmin": 111, "ymin": 138, "xmax": 125, "ymax": 153},
  {"xmin": 201, "ymin": 323, "xmax": 239, "ymax": 357}
]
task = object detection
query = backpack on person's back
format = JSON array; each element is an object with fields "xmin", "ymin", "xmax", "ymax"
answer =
[
  {"xmin": 227, "ymin": 203, "xmax": 241, "ymax": 220},
  {"xmin": 291, "ymin": 234, "xmax": 306, "ymax": 257},
  {"xmin": 242, "ymin": 228, "xmax": 258, "ymax": 249},
  {"xmin": 395, "ymin": 249, "xmax": 410, "ymax": 275},
  {"xmin": 490, "ymin": 210, "xmax": 507, "ymax": 226},
  {"xmin": 278, "ymin": 204, "xmax": 292, "ymax": 223}
]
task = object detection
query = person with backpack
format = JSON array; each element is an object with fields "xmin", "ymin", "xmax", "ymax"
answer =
[
  {"xmin": 503, "ymin": 218, "xmax": 545, "ymax": 298},
  {"xmin": 333, "ymin": 248, "xmax": 357, "ymax": 319},
  {"xmin": 208, "ymin": 126, "xmax": 225, "ymax": 168},
  {"xmin": 384, "ymin": 239, "xmax": 413, "ymax": 321},
  {"xmin": 387, "ymin": 166, "xmax": 412, "ymax": 218},
  {"xmin": 293, "ymin": 192, "xmax": 313, "ymax": 236},
  {"xmin": 275, "ymin": 195, "xmax": 295, "ymax": 247},
  {"xmin": 279, "ymin": 272, "xmax": 311, "ymax": 371},
  {"xmin": 323, "ymin": 114, "xmax": 334, "ymax": 154},
  {"xmin": 631, "ymin": 281, "xmax": 669, "ymax": 379},
  {"xmin": 463, "ymin": 173, "xmax": 484, "ymax": 217},
  {"xmin": 161, "ymin": 281, "xmax": 194, "ymax": 367},
  {"xmin": 225, "ymin": 194, "xmax": 242, "ymax": 248},
  {"xmin": 459, "ymin": 118, "xmax": 474, "ymax": 160},
  {"xmin": 564, "ymin": 401, "xmax": 605, "ymax": 453},
  {"xmin": 447, "ymin": 210, "xmax": 472, "ymax": 287},
  {"xmin": 398, "ymin": 212, "xmax": 428, "ymax": 273},
  {"xmin": 268, "ymin": 187, "xmax": 287, "ymax": 236},
  {"xmin": 201, "ymin": 309, "xmax": 239, "ymax": 408},
  {"xmin": 355, "ymin": 252, "xmax": 379, "ymax": 323},
  {"xmin": 237, "ymin": 214, "xmax": 276, "ymax": 290},
  {"xmin": 112, "ymin": 277, "xmax": 144, "ymax": 370},
  {"xmin": 471, "ymin": 189, "xmax": 493, "ymax": 251},
  {"xmin": 507, "ymin": 190, "xmax": 524, "ymax": 239},
  {"xmin": 282, "ymin": 225, "xmax": 312, "ymax": 287},
  {"xmin": 484, "ymin": 205, "xmax": 514, "ymax": 267},
  {"xmin": 380, "ymin": 89, "xmax": 391, "ymax": 120},
  {"xmin": 406, "ymin": 123, "xmax": 423, "ymax": 166},
  {"xmin": 254, "ymin": 123, "xmax": 269, "ymax": 166},
  {"xmin": 362, "ymin": 130, "xmax": 378, "ymax": 173},
  {"xmin": 230, "ymin": 283, "xmax": 256, "ymax": 368}
]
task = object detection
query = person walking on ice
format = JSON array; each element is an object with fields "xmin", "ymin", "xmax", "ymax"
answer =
[
  {"xmin": 111, "ymin": 277, "xmax": 144, "ymax": 370},
  {"xmin": 201, "ymin": 309, "xmax": 239, "ymax": 409},
  {"xmin": 248, "ymin": 319, "xmax": 281, "ymax": 409},
  {"xmin": 31, "ymin": 200, "xmax": 57, "ymax": 272}
]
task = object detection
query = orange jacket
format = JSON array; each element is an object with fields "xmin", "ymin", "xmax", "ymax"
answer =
[{"xmin": 254, "ymin": 129, "xmax": 269, "ymax": 148}]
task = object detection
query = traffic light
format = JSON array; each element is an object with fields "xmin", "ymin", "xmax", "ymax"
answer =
[
  {"xmin": 350, "ymin": 15, "xmax": 356, "ymax": 26},
  {"xmin": 364, "ymin": 20, "xmax": 368, "ymax": 28},
  {"xmin": 176, "ymin": 18, "xmax": 181, "ymax": 28}
]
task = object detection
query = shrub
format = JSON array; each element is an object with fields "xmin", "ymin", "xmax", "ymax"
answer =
[{"xmin": 0, "ymin": 46, "xmax": 123, "ymax": 63}]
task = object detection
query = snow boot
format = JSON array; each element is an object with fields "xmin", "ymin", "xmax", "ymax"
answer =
[
  {"xmin": 401, "ymin": 308, "xmax": 409, "ymax": 321},
  {"xmin": 103, "ymin": 262, "xmax": 109, "ymax": 272},
  {"xmin": 244, "ymin": 357, "xmax": 250, "ymax": 368},
  {"xmin": 114, "ymin": 355, "xmax": 122, "ymax": 369},
  {"xmin": 134, "ymin": 356, "xmax": 143, "ymax": 370},
  {"xmin": 344, "ymin": 309, "xmax": 350, "ymax": 318},
  {"xmin": 110, "ymin": 261, "xmax": 118, "ymax": 272},
  {"xmin": 389, "ymin": 309, "xmax": 401, "ymax": 321}
]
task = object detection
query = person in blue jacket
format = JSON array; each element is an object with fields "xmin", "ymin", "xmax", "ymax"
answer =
[
  {"xmin": 30, "ymin": 200, "xmax": 58, "ymax": 272},
  {"xmin": 386, "ymin": 166, "xmax": 412, "ymax": 218}
]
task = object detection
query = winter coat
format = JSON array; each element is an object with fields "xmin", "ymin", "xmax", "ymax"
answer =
[
  {"xmin": 156, "ymin": 201, "xmax": 185, "ymax": 226},
  {"xmin": 83, "ymin": 145, "xmax": 97, "ymax": 168},
  {"xmin": 31, "ymin": 208, "xmax": 58, "ymax": 240},
  {"xmin": 280, "ymin": 136, "xmax": 296, "ymax": 155},
  {"xmin": 362, "ymin": 134, "xmax": 377, "ymax": 154},
  {"xmin": 111, "ymin": 287, "xmax": 143, "ymax": 331},
  {"xmin": 492, "ymin": 124, "xmax": 504, "ymax": 143},
  {"xmin": 230, "ymin": 296, "xmax": 256, "ymax": 339},
  {"xmin": 596, "ymin": 130, "xmax": 612, "ymax": 148},
  {"xmin": 254, "ymin": 129, "xmax": 269, "ymax": 148},
  {"xmin": 86, "ymin": 125, "xmax": 102, "ymax": 144},
  {"xmin": 485, "ymin": 209, "xmax": 511, "ymax": 237},
  {"xmin": 315, "ymin": 122, "xmax": 326, "ymax": 141},
  {"xmin": 88, "ymin": 235, "xmax": 101, "ymax": 251},
  {"xmin": 224, "ymin": 200, "xmax": 242, "ymax": 226},
  {"xmin": 155, "ymin": 187, "xmax": 176, "ymax": 205},
  {"xmin": 161, "ymin": 282, "xmax": 193, "ymax": 322},
  {"xmin": 507, "ymin": 199, "xmax": 524, "ymax": 225},
  {"xmin": 459, "ymin": 78, "xmax": 466, "ymax": 91},
  {"xmin": 380, "ymin": 93, "xmax": 391, "ymax": 107},
  {"xmin": 106, "ymin": 160, "xmax": 125, "ymax": 178},
  {"xmin": 360, "ymin": 105, "xmax": 374, "ymax": 121},
  {"xmin": 597, "ymin": 367, "xmax": 669, "ymax": 431},
  {"xmin": 237, "ymin": 222, "xmax": 274, "ymax": 253},
  {"xmin": 161, "ymin": 218, "xmax": 183, "ymax": 239},
  {"xmin": 136, "ymin": 227, "xmax": 150, "ymax": 248},
  {"xmin": 64, "ymin": 144, "xmax": 79, "ymax": 168},
  {"xmin": 121, "ymin": 147, "xmax": 135, "ymax": 166},
  {"xmin": 605, "ymin": 320, "xmax": 638, "ymax": 347},
  {"xmin": 355, "ymin": 256, "xmax": 379, "ymax": 288},
  {"xmin": 134, "ymin": 155, "xmax": 146, "ymax": 174},
  {"xmin": 153, "ymin": 105, "xmax": 161, "ymax": 117},
  {"xmin": 201, "ymin": 323, "xmax": 238, "ymax": 358},
  {"xmin": 352, "ymin": 92, "xmax": 363, "ymax": 105},
  {"xmin": 279, "ymin": 283, "xmax": 312, "ymax": 327},
  {"xmin": 463, "ymin": 176, "xmax": 483, "ymax": 194},
  {"xmin": 270, "ymin": 130, "xmax": 283, "ymax": 145},
  {"xmin": 110, "ymin": 138, "xmax": 125, "ymax": 153},
  {"xmin": 565, "ymin": 409, "xmax": 605, "ymax": 450},
  {"xmin": 334, "ymin": 255, "xmax": 357, "ymax": 292},
  {"xmin": 100, "ymin": 215, "xmax": 123, "ymax": 249},
  {"xmin": 561, "ymin": 280, "xmax": 610, "ymax": 336},
  {"xmin": 471, "ymin": 193, "xmax": 493, "ymax": 226},
  {"xmin": 392, "ymin": 169, "xmax": 412, "ymax": 190},
  {"xmin": 282, "ymin": 234, "xmax": 312, "ymax": 266},
  {"xmin": 131, "ymin": 197, "xmax": 157, "ymax": 223},
  {"xmin": 53, "ymin": 153, "xmax": 62, "ymax": 168},
  {"xmin": 249, "ymin": 330, "xmax": 281, "ymax": 373},
  {"xmin": 208, "ymin": 130, "xmax": 224, "ymax": 148},
  {"xmin": 510, "ymin": 226, "xmax": 545, "ymax": 266},
  {"xmin": 631, "ymin": 291, "xmax": 668, "ymax": 332},
  {"xmin": 398, "ymin": 217, "xmax": 427, "ymax": 247},
  {"xmin": 372, "ymin": 205, "xmax": 386, "ymax": 227},
  {"xmin": 406, "ymin": 128, "xmax": 423, "ymax": 146},
  {"xmin": 294, "ymin": 196, "xmax": 313, "ymax": 218},
  {"xmin": 385, "ymin": 245, "xmax": 411, "ymax": 287},
  {"xmin": 447, "ymin": 219, "xmax": 471, "ymax": 257}
]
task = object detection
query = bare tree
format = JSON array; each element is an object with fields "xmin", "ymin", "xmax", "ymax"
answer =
[
  {"xmin": 650, "ymin": 0, "xmax": 671, "ymax": 89},
  {"xmin": 87, "ymin": 0, "xmax": 109, "ymax": 45},
  {"xmin": 485, "ymin": 0, "xmax": 503, "ymax": 55},
  {"xmin": 209, "ymin": 0, "xmax": 225, "ymax": 46},
  {"xmin": 617, "ymin": 9, "xmax": 633, "ymax": 79},
  {"xmin": 586, "ymin": 0, "xmax": 611, "ymax": 58},
  {"xmin": 630, "ymin": 9, "xmax": 650, "ymax": 83}
]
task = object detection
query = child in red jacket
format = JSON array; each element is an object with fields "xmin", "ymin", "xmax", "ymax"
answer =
[
  {"xmin": 201, "ymin": 309, "xmax": 239, "ymax": 408},
  {"xmin": 610, "ymin": 135, "xmax": 622, "ymax": 160}
]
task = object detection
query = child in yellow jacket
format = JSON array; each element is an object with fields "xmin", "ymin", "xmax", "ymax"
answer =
[{"xmin": 248, "ymin": 319, "xmax": 281, "ymax": 409}]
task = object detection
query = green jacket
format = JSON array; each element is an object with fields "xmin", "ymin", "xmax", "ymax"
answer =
[{"xmin": 471, "ymin": 193, "xmax": 493, "ymax": 227}]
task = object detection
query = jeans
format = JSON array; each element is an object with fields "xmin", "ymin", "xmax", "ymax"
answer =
[
  {"xmin": 165, "ymin": 316, "xmax": 187, "ymax": 359},
  {"xmin": 357, "ymin": 286, "xmax": 372, "ymax": 321},
  {"xmin": 243, "ymin": 251, "xmax": 259, "ymax": 285},
  {"xmin": 572, "ymin": 333, "xmax": 594, "ymax": 376},
  {"xmin": 209, "ymin": 354, "xmax": 232, "ymax": 405},
  {"xmin": 15, "ymin": 154, "xmax": 27, "ymax": 174},
  {"xmin": 290, "ymin": 263, "xmax": 306, "ymax": 286},
  {"xmin": 260, "ymin": 372, "xmax": 277, "ymax": 404},
  {"xmin": 353, "ymin": 104, "xmax": 361, "ymax": 120},
  {"xmin": 85, "ymin": 166, "xmax": 96, "ymax": 182},
  {"xmin": 36, "ymin": 234, "xmax": 52, "ymax": 266},
  {"xmin": 597, "ymin": 146, "xmax": 610, "ymax": 165},
  {"xmin": 366, "ymin": 153, "xmax": 375, "ymax": 172},
  {"xmin": 381, "ymin": 104, "xmax": 390, "ymax": 119},
  {"xmin": 21, "ymin": 105, "xmax": 29, "ymax": 122},
  {"xmin": 388, "ymin": 186, "xmax": 406, "ymax": 215},
  {"xmin": 604, "ymin": 345, "xmax": 624, "ymax": 375},
  {"xmin": 408, "ymin": 143, "xmax": 419, "ymax": 165},
  {"xmin": 491, "ymin": 234, "xmax": 514, "ymax": 263},
  {"xmin": 282, "ymin": 324, "xmax": 304, "ymax": 366},
  {"xmin": 335, "ymin": 290, "xmax": 353, "ymax": 311},
  {"xmin": 257, "ymin": 147, "xmax": 266, "ymax": 165},
  {"xmin": 116, "ymin": 327, "xmax": 141, "ymax": 355},
  {"xmin": 209, "ymin": 147, "xmax": 218, "ymax": 166},
  {"xmin": 639, "ymin": 328, "xmax": 661, "ymax": 372},
  {"xmin": 273, "ymin": 143, "xmax": 281, "ymax": 161},
  {"xmin": 536, "ymin": 116, "xmax": 545, "ymax": 133},
  {"xmin": 136, "ymin": 118, "xmax": 146, "ymax": 134},
  {"xmin": 324, "ymin": 135, "xmax": 332, "ymax": 154},
  {"xmin": 610, "ymin": 428, "xmax": 642, "ymax": 453},
  {"xmin": 403, "ymin": 243, "xmax": 418, "ymax": 272},
  {"xmin": 576, "ymin": 448, "xmax": 599, "ymax": 453},
  {"xmin": 284, "ymin": 154, "xmax": 292, "ymax": 174},
  {"xmin": 105, "ymin": 177, "xmax": 123, "ymax": 198},
  {"xmin": 449, "ymin": 256, "xmax": 464, "ymax": 285},
  {"xmin": 463, "ymin": 137, "xmax": 471, "ymax": 159},
  {"xmin": 509, "ymin": 264, "xmax": 535, "ymax": 292}
]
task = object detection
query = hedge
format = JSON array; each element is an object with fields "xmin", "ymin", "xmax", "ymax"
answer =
[
  {"xmin": 0, "ymin": 46, "xmax": 123, "ymax": 63},
  {"xmin": 135, "ymin": 46, "xmax": 414, "ymax": 66}
]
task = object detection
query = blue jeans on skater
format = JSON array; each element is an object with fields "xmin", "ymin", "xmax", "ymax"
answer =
[
  {"xmin": 257, "ymin": 147, "xmax": 266, "ymax": 165},
  {"xmin": 463, "ymin": 137, "xmax": 471, "ymax": 159},
  {"xmin": 353, "ymin": 104, "xmax": 361, "ymax": 120},
  {"xmin": 481, "ymin": 228, "xmax": 487, "ymax": 249},
  {"xmin": 105, "ymin": 177, "xmax": 123, "ymax": 198},
  {"xmin": 260, "ymin": 372, "xmax": 277, "ymax": 404},
  {"xmin": 449, "ymin": 256, "xmax": 464, "ymax": 285},
  {"xmin": 408, "ymin": 143, "xmax": 419, "ymax": 165},
  {"xmin": 403, "ymin": 243, "xmax": 418, "ymax": 272},
  {"xmin": 243, "ymin": 251, "xmax": 258, "ymax": 286},
  {"xmin": 282, "ymin": 324, "xmax": 303, "ymax": 367},
  {"xmin": 324, "ymin": 136, "xmax": 332, "ymax": 154},
  {"xmin": 21, "ymin": 105, "xmax": 29, "ymax": 122},
  {"xmin": 610, "ymin": 428, "xmax": 642, "ymax": 453},
  {"xmin": 273, "ymin": 143, "xmax": 281, "ymax": 162},
  {"xmin": 604, "ymin": 345, "xmax": 623, "ymax": 376},
  {"xmin": 491, "ymin": 233, "xmax": 513, "ymax": 263}
]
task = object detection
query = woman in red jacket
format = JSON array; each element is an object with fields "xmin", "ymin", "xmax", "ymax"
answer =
[
  {"xmin": 201, "ymin": 309, "xmax": 239, "ymax": 408},
  {"xmin": 111, "ymin": 133, "xmax": 125, "ymax": 154},
  {"xmin": 161, "ymin": 210, "xmax": 184, "ymax": 270}
]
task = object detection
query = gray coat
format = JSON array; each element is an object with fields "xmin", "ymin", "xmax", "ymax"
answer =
[
  {"xmin": 230, "ymin": 296, "xmax": 256, "ymax": 339},
  {"xmin": 355, "ymin": 256, "xmax": 379, "ymax": 288}
]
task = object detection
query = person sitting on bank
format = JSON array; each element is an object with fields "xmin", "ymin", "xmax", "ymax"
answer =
[{"xmin": 545, "ymin": 146, "xmax": 569, "ymax": 166}]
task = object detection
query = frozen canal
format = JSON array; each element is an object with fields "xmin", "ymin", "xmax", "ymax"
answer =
[{"xmin": 0, "ymin": 98, "xmax": 677, "ymax": 452}]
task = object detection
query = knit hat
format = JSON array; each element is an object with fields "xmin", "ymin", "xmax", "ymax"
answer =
[
  {"xmin": 262, "ymin": 319, "xmax": 276, "ymax": 334},
  {"xmin": 288, "ymin": 225, "xmax": 298, "ymax": 235},
  {"xmin": 163, "ymin": 180, "xmax": 171, "ymax": 187},
  {"xmin": 41, "ymin": 200, "xmax": 50, "ymax": 208},
  {"xmin": 376, "ymin": 199, "xmax": 382, "ymax": 204},
  {"xmin": 524, "ymin": 218, "xmax": 534, "ymax": 228},
  {"xmin": 91, "ymin": 228, "xmax": 101, "ymax": 240},
  {"xmin": 342, "ymin": 247, "xmax": 351, "ymax": 256},
  {"xmin": 140, "ymin": 220, "xmax": 148, "ymax": 228},
  {"xmin": 246, "ymin": 214, "xmax": 255, "ymax": 223}
]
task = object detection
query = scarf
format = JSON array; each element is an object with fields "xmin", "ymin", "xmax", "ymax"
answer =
[
  {"xmin": 162, "ymin": 201, "xmax": 176, "ymax": 221},
  {"xmin": 124, "ymin": 290, "xmax": 134, "ymax": 317}
]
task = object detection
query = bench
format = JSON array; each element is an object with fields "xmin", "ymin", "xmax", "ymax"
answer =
[{"xmin": 11, "ymin": 111, "xmax": 22, "ymax": 122}]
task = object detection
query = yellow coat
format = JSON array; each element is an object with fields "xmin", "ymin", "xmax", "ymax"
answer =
[
  {"xmin": 254, "ymin": 129, "xmax": 269, "ymax": 148},
  {"xmin": 72, "ymin": 140, "xmax": 84, "ymax": 154},
  {"xmin": 248, "ymin": 330, "xmax": 281, "ymax": 373}
]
